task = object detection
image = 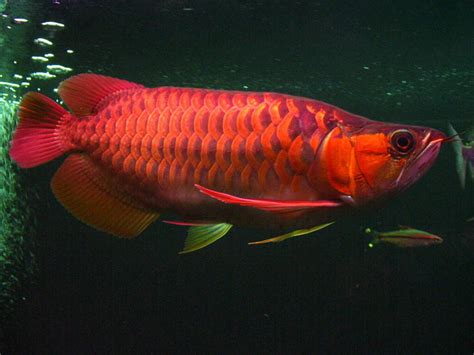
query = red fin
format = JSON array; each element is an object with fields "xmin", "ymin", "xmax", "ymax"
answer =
[
  {"xmin": 58, "ymin": 74, "xmax": 144, "ymax": 116},
  {"xmin": 51, "ymin": 154, "xmax": 159, "ymax": 238},
  {"xmin": 9, "ymin": 92, "xmax": 69, "ymax": 168},
  {"xmin": 195, "ymin": 184, "xmax": 342, "ymax": 213}
]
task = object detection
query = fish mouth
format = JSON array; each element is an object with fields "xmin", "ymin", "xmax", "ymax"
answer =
[{"xmin": 394, "ymin": 130, "xmax": 445, "ymax": 192}]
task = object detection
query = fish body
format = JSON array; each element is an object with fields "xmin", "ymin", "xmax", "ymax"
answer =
[
  {"xmin": 9, "ymin": 74, "xmax": 446, "ymax": 251},
  {"xmin": 366, "ymin": 227, "xmax": 443, "ymax": 248}
]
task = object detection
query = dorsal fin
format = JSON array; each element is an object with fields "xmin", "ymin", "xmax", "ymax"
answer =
[{"xmin": 58, "ymin": 74, "xmax": 144, "ymax": 116}]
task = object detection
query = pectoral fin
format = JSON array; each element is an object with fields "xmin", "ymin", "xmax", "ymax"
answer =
[
  {"xmin": 248, "ymin": 222, "xmax": 335, "ymax": 245},
  {"xmin": 179, "ymin": 223, "xmax": 233, "ymax": 254},
  {"xmin": 195, "ymin": 184, "xmax": 342, "ymax": 213}
]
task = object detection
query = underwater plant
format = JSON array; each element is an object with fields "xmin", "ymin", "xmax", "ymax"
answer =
[
  {"xmin": 0, "ymin": 99, "xmax": 36, "ymax": 348},
  {"xmin": 0, "ymin": 0, "xmax": 7, "ymax": 13}
]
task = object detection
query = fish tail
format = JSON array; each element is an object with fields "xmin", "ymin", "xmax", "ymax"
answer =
[{"xmin": 9, "ymin": 92, "xmax": 71, "ymax": 168}]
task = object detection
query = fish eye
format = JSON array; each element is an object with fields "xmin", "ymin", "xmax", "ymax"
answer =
[{"xmin": 390, "ymin": 129, "xmax": 416, "ymax": 154}]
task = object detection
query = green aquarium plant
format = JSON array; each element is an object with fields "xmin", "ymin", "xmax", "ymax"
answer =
[
  {"xmin": 0, "ymin": 0, "xmax": 44, "ymax": 347},
  {"xmin": 0, "ymin": 99, "xmax": 36, "ymax": 347},
  {"xmin": 0, "ymin": 0, "xmax": 7, "ymax": 13}
]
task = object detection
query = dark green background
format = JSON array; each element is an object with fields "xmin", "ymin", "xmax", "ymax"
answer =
[{"xmin": 3, "ymin": 0, "xmax": 473, "ymax": 353}]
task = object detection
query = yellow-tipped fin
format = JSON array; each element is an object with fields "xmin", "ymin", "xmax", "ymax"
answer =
[
  {"xmin": 179, "ymin": 223, "xmax": 233, "ymax": 254},
  {"xmin": 248, "ymin": 222, "xmax": 335, "ymax": 245}
]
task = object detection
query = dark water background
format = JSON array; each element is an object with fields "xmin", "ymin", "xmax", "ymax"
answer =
[{"xmin": 3, "ymin": 0, "xmax": 474, "ymax": 353}]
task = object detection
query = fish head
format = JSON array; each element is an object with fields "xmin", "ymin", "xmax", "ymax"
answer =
[
  {"xmin": 313, "ymin": 120, "xmax": 446, "ymax": 205},
  {"xmin": 348, "ymin": 122, "xmax": 446, "ymax": 204}
]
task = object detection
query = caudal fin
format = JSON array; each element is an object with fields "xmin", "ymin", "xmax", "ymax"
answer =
[{"xmin": 9, "ymin": 92, "xmax": 69, "ymax": 168}]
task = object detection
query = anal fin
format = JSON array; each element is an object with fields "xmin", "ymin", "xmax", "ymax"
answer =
[{"xmin": 51, "ymin": 154, "xmax": 159, "ymax": 238}]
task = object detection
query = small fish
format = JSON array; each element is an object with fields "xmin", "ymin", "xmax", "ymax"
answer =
[
  {"xmin": 44, "ymin": 53, "xmax": 55, "ymax": 58},
  {"xmin": 366, "ymin": 227, "xmax": 443, "ymax": 248},
  {"xmin": 0, "ymin": 81, "xmax": 19, "ymax": 88},
  {"xmin": 12, "ymin": 18, "xmax": 28, "ymax": 24},
  {"xmin": 29, "ymin": 72, "xmax": 56, "ymax": 80},
  {"xmin": 31, "ymin": 56, "xmax": 49, "ymax": 63},
  {"xmin": 41, "ymin": 21, "xmax": 65, "ymax": 29},
  {"xmin": 46, "ymin": 64, "xmax": 73, "ymax": 75},
  {"xmin": 34, "ymin": 38, "xmax": 53, "ymax": 47},
  {"xmin": 9, "ymin": 74, "xmax": 448, "ymax": 254}
]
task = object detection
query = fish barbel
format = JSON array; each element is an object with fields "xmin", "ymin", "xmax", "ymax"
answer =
[{"xmin": 9, "ymin": 74, "xmax": 447, "ymax": 252}]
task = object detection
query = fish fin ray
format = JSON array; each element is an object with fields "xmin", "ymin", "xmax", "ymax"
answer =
[
  {"xmin": 195, "ymin": 184, "xmax": 342, "ymax": 213},
  {"xmin": 9, "ymin": 92, "xmax": 69, "ymax": 168},
  {"xmin": 51, "ymin": 154, "xmax": 159, "ymax": 238},
  {"xmin": 58, "ymin": 74, "xmax": 144, "ymax": 116},
  {"xmin": 249, "ymin": 222, "xmax": 334, "ymax": 245},
  {"xmin": 179, "ymin": 223, "xmax": 233, "ymax": 254}
]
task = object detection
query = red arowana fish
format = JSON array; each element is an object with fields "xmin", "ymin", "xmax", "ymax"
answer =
[{"xmin": 9, "ymin": 74, "xmax": 448, "ymax": 253}]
